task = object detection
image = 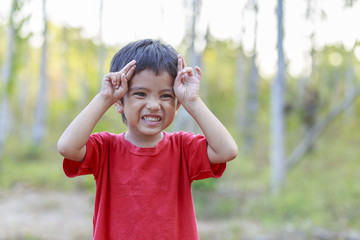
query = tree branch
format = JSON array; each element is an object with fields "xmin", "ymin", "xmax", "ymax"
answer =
[{"xmin": 286, "ymin": 85, "xmax": 360, "ymax": 169}]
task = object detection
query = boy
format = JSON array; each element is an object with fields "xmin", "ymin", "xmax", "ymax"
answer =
[{"xmin": 57, "ymin": 39, "xmax": 238, "ymax": 239}]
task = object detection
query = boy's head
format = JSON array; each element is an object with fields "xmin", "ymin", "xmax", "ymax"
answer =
[
  {"xmin": 110, "ymin": 39, "xmax": 179, "ymax": 124},
  {"xmin": 110, "ymin": 39, "xmax": 178, "ymax": 79}
]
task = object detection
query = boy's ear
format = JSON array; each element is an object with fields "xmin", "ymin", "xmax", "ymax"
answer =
[{"xmin": 114, "ymin": 100, "xmax": 124, "ymax": 113}]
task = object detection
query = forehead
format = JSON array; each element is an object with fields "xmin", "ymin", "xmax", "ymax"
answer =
[{"xmin": 129, "ymin": 69, "xmax": 174, "ymax": 89}]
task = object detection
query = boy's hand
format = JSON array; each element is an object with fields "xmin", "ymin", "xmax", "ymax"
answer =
[
  {"xmin": 101, "ymin": 60, "xmax": 136, "ymax": 104},
  {"xmin": 174, "ymin": 55, "xmax": 202, "ymax": 106},
  {"xmin": 174, "ymin": 56, "xmax": 238, "ymax": 164},
  {"xmin": 58, "ymin": 61, "xmax": 136, "ymax": 162}
]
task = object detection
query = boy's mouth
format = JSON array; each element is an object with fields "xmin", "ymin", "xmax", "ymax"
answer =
[{"xmin": 142, "ymin": 116, "xmax": 161, "ymax": 122}]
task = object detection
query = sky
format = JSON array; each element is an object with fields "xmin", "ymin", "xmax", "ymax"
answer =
[{"xmin": 1, "ymin": 0, "xmax": 360, "ymax": 77}]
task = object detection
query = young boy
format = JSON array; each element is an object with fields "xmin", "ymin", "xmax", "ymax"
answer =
[{"xmin": 57, "ymin": 39, "xmax": 238, "ymax": 239}]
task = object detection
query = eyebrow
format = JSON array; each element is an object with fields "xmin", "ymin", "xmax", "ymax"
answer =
[
  {"xmin": 160, "ymin": 88, "xmax": 175, "ymax": 93},
  {"xmin": 128, "ymin": 87, "xmax": 148, "ymax": 92},
  {"xmin": 129, "ymin": 86, "xmax": 174, "ymax": 93}
]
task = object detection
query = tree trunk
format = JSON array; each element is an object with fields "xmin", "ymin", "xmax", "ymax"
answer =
[
  {"xmin": 172, "ymin": 0, "xmax": 201, "ymax": 133},
  {"xmin": 0, "ymin": 0, "xmax": 17, "ymax": 157},
  {"xmin": 270, "ymin": 0, "xmax": 286, "ymax": 194},
  {"xmin": 98, "ymin": 0, "xmax": 106, "ymax": 83},
  {"xmin": 33, "ymin": 0, "xmax": 48, "ymax": 145},
  {"xmin": 235, "ymin": 45, "xmax": 247, "ymax": 133},
  {"xmin": 344, "ymin": 46, "xmax": 355, "ymax": 118},
  {"xmin": 244, "ymin": 0, "xmax": 259, "ymax": 152}
]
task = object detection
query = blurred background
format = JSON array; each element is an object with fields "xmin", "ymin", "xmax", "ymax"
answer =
[{"xmin": 1, "ymin": 0, "xmax": 360, "ymax": 239}]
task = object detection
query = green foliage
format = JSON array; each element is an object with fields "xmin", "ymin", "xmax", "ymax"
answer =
[
  {"xmin": 0, "ymin": 134, "xmax": 96, "ymax": 192},
  {"xmin": 202, "ymin": 40, "xmax": 239, "ymax": 126},
  {"xmin": 1, "ymin": 137, "xmax": 64, "ymax": 190},
  {"xmin": 192, "ymin": 177, "xmax": 218, "ymax": 191}
]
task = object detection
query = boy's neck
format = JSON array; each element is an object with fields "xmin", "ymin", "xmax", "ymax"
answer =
[{"xmin": 124, "ymin": 131, "xmax": 164, "ymax": 148}]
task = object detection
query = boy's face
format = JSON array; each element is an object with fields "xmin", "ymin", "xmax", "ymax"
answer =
[{"xmin": 115, "ymin": 69, "xmax": 180, "ymax": 143}]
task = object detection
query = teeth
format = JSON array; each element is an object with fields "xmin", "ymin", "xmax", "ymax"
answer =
[{"xmin": 143, "ymin": 116, "xmax": 160, "ymax": 122}]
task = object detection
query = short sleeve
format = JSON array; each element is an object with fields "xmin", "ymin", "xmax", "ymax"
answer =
[
  {"xmin": 63, "ymin": 132, "xmax": 110, "ymax": 179},
  {"xmin": 180, "ymin": 132, "xmax": 226, "ymax": 182}
]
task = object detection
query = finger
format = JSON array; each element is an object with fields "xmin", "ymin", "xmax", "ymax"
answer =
[
  {"xmin": 113, "ymin": 61, "xmax": 136, "ymax": 89},
  {"xmin": 195, "ymin": 66, "xmax": 202, "ymax": 80},
  {"xmin": 180, "ymin": 55, "xmax": 187, "ymax": 68},
  {"xmin": 120, "ymin": 73, "xmax": 128, "ymax": 92},
  {"xmin": 103, "ymin": 73, "xmax": 111, "ymax": 84},
  {"xmin": 174, "ymin": 69, "xmax": 183, "ymax": 86},
  {"xmin": 104, "ymin": 72, "xmax": 118, "ymax": 88},
  {"xmin": 126, "ymin": 65, "xmax": 136, "ymax": 80},
  {"xmin": 121, "ymin": 60, "xmax": 136, "ymax": 75},
  {"xmin": 177, "ymin": 55, "xmax": 183, "ymax": 72},
  {"xmin": 112, "ymin": 72, "xmax": 121, "ymax": 89},
  {"xmin": 182, "ymin": 67, "xmax": 194, "ymax": 76}
]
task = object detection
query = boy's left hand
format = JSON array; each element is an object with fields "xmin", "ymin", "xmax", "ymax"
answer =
[
  {"xmin": 174, "ymin": 56, "xmax": 238, "ymax": 164},
  {"xmin": 174, "ymin": 54, "xmax": 202, "ymax": 106}
]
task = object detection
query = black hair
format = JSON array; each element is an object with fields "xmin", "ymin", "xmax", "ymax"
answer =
[
  {"xmin": 110, "ymin": 39, "xmax": 179, "ymax": 124},
  {"xmin": 110, "ymin": 39, "xmax": 178, "ymax": 79}
]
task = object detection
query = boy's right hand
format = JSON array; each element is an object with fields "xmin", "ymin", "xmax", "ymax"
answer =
[
  {"xmin": 58, "ymin": 60, "xmax": 136, "ymax": 162},
  {"xmin": 101, "ymin": 60, "xmax": 136, "ymax": 104}
]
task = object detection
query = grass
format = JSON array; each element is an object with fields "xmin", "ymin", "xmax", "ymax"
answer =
[{"xmin": 0, "ymin": 136, "xmax": 94, "ymax": 191}]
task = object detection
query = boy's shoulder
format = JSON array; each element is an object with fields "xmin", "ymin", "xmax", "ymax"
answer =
[
  {"xmin": 89, "ymin": 131, "xmax": 123, "ymax": 143},
  {"xmin": 165, "ymin": 131, "xmax": 198, "ymax": 138},
  {"xmin": 166, "ymin": 131, "xmax": 202, "ymax": 136},
  {"xmin": 91, "ymin": 131, "xmax": 119, "ymax": 138},
  {"xmin": 165, "ymin": 131, "xmax": 206, "ymax": 144}
]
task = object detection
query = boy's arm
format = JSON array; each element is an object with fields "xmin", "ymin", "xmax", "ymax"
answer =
[
  {"xmin": 174, "ymin": 55, "xmax": 238, "ymax": 164},
  {"xmin": 57, "ymin": 94, "xmax": 113, "ymax": 161},
  {"xmin": 57, "ymin": 61, "xmax": 136, "ymax": 161},
  {"xmin": 183, "ymin": 98, "xmax": 238, "ymax": 164}
]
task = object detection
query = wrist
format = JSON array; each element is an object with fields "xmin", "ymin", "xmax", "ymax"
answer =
[
  {"xmin": 95, "ymin": 93, "xmax": 115, "ymax": 109},
  {"xmin": 182, "ymin": 97, "xmax": 203, "ymax": 114}
]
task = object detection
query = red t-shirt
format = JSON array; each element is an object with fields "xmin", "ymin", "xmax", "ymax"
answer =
[{"xmin": 63, "ymin": 131, "xmax": 226, "ymax": 240}]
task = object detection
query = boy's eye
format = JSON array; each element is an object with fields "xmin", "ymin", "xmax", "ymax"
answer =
[
  {"xmin": 161, "ymin": 94, "xmax": 174, "ymax": 99},
  {"xmin": 134, "ymin": 92, "xmax": 146, "ymax": 97}
]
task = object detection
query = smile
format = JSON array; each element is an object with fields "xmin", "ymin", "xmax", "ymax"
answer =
[{"xmin": 142, "ymin": 116, "xmax": 161, "ymax": 122}]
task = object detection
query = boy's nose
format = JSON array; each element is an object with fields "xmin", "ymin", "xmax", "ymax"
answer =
[{"xmin": 146, "ymin": 98, "xmax": 161, "ymax": 111}]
